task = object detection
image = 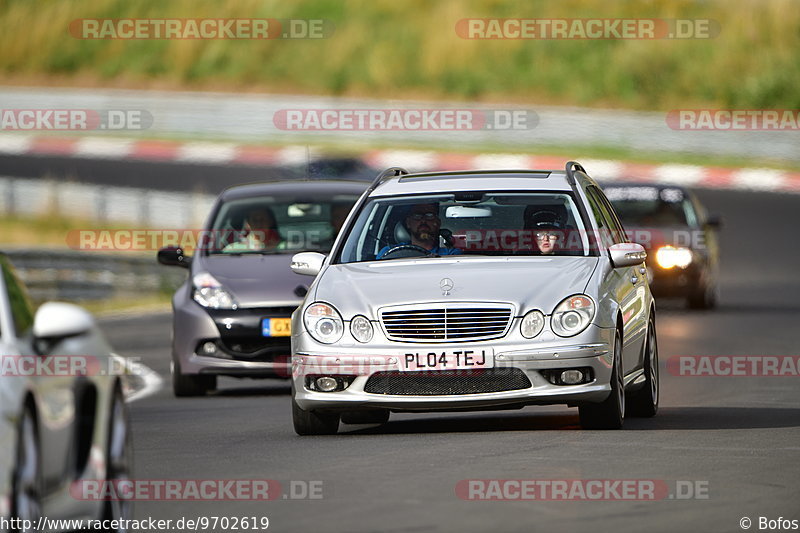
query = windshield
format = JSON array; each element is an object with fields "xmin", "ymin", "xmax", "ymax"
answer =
[
  {"xmin": 206, "ymin": 194, "xmax": 359, "ymax": 255},
  {"xmin": 336, "ymin": 191, "xmax": 592, "ymax": 263},
  {"xmin": 604, "ymin": 187, "xmax": 696, "ymax": 228}
]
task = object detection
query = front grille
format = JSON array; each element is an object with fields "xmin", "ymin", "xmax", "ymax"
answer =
[
  {"xmin": 381, "ymin": 304, "xmax": 512, "ymax": 342},
  {"xmin": 364, "ymin": 368, "xmax": 531, "ymax": 395}
]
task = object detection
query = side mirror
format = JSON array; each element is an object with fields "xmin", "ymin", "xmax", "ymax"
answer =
[
  {"xmin": 609, "ymin": 243, "xmax": 647, "ymax": 268},
  {"xmin": 158, "ymin": 246, "xmax": 192, "ymax": 268},
  {"xmin": 291, "ymin": 252, "xmax": 326, "ymax": 276},
  {"xmin": 705, "ymin": 214, "xmax": 722, "ymax": 229},
  {"xmin": 33, "ymin": 302, "xmax": 95, "ymax": 352}
]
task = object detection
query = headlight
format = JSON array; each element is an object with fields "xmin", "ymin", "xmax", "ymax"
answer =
[
  {"xmin": 520, "ymin": 310, "xmax": 545, "ymax": 339},
  {"xmin": 551, "ymin": 295, "xmax": 595, "ymax": 337},
  {"xmin": 192, "ymin": 272, "xmax": 237, "ymax": 309},
  {"xmin": 655, "ymin": 246, "xmax": 693, "ymax": 269},
  {"xmin": 303, "ymin": 302, "xmax": 344, "ymax": 344},
  {"xmin": 350, "ymin": 315, "xmax": 374, "ymax": 343}
]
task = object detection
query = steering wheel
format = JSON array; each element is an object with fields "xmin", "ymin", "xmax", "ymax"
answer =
[{"xmin": 380, "ymin": 244, "xmax": 431, "ymax": 259}]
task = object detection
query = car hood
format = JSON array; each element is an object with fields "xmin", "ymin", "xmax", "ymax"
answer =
[
  {"xmin": 314, "ymin": 256, "xmax": 599, "ymax": 317},
  {"xmin": 198, "ymin": 254, "xmax": 311, "ymax": 307}
]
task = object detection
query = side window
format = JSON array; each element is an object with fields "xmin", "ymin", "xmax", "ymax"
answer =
[
  {"xmin": 594, "ymin": 187, "xmax": 629, "ymax": 244},
  {"xmin": 1, "ymin": 256, "xmax": 35, "ymax": 339},
  {"xmin": 585, "ymin": 187, "xmax": 619, "ymax": 247}
]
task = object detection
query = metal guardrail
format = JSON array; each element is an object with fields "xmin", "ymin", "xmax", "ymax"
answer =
[{"xmin": 7, "ymin": 249, "xmax": 186, "ymax": 303}]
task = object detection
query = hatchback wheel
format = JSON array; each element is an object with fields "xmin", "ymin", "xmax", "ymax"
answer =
[
  {"xmin": 579, "ymin": 330, "xmax": 624, "ymax": 430},
  {"xmin": 627, "ymin": 317, "xmax": 659, "ymax": 417},
  {"xmin": 172, "ymin": 360, "xmax": 216, "ymax": 397},
  {"xmin": 11, "ymin": 406, "xmax": 41, "ymax": 533}
]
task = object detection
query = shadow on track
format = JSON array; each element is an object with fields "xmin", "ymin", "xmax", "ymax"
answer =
[{"xmin": 341, "ymin": 406, "xmax": 800, "ymax": 435}]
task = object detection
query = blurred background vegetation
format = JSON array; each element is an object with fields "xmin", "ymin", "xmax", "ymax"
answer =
[{"xmin": 0, "ymin": 0, "xmax": 797, "ymax": 110}]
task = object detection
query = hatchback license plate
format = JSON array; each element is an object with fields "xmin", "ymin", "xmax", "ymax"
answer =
[{"xmin": 262, "ymin": 317, "xmax": 291, "ymax": 337}]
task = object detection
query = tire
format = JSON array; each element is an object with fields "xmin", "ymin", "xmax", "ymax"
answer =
[
  {"xmin": 102, "ymin": 385, "xmax": 133, "ymax": 531},
  {"xmin": 172, "ymin": 359, "xmax": 216, "ymax": 397},
  {"xmin": 292, "ymin": 395, "xmax": 340, "ymax": 436},
  {"xmin": 627, "ymin": 317, "xmax": 659, "ymax": 418},
  {"xmin": 687, "ymin": 280, "xmax": 717, "ymax": 309},
  {"xmin": 341, "ymin": 409, "xmax": 390, "ymax": 425},
  {"xmin": 579, "ymin": 330, "xmax": 624, "ymax": 430},
  {"xmin": 11, "ymin": 406, "xmax": 41, "ymax": 533}
]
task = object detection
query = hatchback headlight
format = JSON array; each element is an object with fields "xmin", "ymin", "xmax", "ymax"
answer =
[
  {"xmin": 350, "ymin": 315, "xmax": 374, "ymax": 343},
  {"xmin": 551, "ymin": 295, "xmax": 595, "ymax": 337},
  {"xmin": 192, "ymin": 272, "xmax": 237, "ymax": 309},
  {"xmin": 655, "ymin": 246, "xmax": 693, "ymax": 269},
  {"xmin": 303, "ymin": 302, "xmax": 344, "ymax": 344},
  {"xmin": 520, "ymin": 310, "xmax": 545, "ymax": 339}
]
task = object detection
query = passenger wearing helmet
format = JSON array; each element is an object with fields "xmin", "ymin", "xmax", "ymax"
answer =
[{"xmin": 528, "ymin": 210, "xmax": 565, "ymax": 255}]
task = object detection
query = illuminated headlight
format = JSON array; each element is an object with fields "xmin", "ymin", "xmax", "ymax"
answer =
[
  {"xmin": 520, "ymin": 310, "xmax": 545, "ymax": 339},
  {"xmin": 655, "ymin": 246, "xmax": 693, "ymax": 269},
  {"xmin": 303, "ymin": 302, "xmax": 344, "ymax": 344},
  {"xmin": 551, "ymin": 295, "xmax": 595, "ymax": 337},
  {"xmin": 192, "ymin": 272, "xmax": 237, "ymax": 309},
  {"xmin": 350, "ymin": 315, "xmax": 374, "ymax": 343}
]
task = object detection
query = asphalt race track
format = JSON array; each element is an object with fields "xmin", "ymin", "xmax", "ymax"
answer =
[{"xmin": 97, "ymin": 185, "xmax": 800, "ymax": 533}]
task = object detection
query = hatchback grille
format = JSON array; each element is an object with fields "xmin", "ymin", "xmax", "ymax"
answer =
[
  {"xmin": 381, "ymin": 305, "xmax": 512, "ymax": 342},
  {"xmin": 364, "ymin": 368, "xmax": 531, "ymax": 395}
]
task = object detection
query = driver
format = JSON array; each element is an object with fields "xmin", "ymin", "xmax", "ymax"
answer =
[
  {"xmin": 377, "ymin": 203, "xmax": 461, "ymax": 259},
  {"xmin": 223, "ymin": 206, "xmax": 281, "ymax": 252}
]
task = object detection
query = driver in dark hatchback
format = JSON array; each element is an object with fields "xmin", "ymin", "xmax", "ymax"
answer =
[{"xmin": 157, "ymin": 180, "xmax": 365, "ymax": 396}]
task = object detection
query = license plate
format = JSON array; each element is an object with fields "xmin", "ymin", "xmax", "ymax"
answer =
[
  {"xmin": 262, "ymin": 318, "xmax": 291, "ymax": 337},
  {"xmin": 400, "ymin": 348, "xmax": 494, "ymax": 371}
]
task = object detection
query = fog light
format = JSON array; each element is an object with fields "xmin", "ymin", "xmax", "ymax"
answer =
[
  {"xmin": 560, "ymin": 369, "xmax": 584, "ymax": 385},
  {"xmin": 315, "ymin": 376, "xmax": 339, "ymax": 392},
  {"xmin": 200, "ymin": 341, "xmax": 217, "ymax": 356}
]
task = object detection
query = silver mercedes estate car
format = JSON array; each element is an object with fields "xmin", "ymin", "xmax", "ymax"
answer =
[{"xmin": 289, "ymin": 163, "xmax": 658, "ymax": 434}]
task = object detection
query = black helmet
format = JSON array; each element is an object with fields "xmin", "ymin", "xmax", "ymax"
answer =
[{"xmin": 529, "ymin": 210, "xmax": 564, "ymax": 230}]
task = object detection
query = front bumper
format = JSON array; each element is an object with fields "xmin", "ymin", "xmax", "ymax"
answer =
[
  {"xmin": 292, "ymin": 327, "xmax": 615, "ymax": 412},
  {"xmin": 172, "ymin": 288, "xmax": 295, "ymax": 378}
]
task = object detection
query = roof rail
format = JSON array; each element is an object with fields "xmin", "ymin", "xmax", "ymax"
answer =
[
  {"xmin": 565, "ymin": 161, "xmax": 587, "ymax": 186},
  {"xmin": 369, "ymin": 167, "xmax": 409, "ymax": 191}
]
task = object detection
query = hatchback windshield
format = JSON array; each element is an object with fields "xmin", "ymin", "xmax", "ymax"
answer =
[
  {"xmin": 605, "ymin": 187, "xmax": 697, "ymax": 228},
  {"xmin": 337, "ymin": 192, "xmax": 591, "ymax": 263},
  {"xmin": 206, "ymin": 194, "xmax": 359, "ymax": 255}
]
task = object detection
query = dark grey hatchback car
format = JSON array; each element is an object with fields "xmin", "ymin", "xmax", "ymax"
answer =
[{"xmin": 158, "ymin": 180, "xmax": 366, "ymax": 396}]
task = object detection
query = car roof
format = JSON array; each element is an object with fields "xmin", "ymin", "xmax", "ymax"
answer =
[
  {"xmin": 370, "ymin": 169, "xmax": 575, "ymax": 197},
  {"xmin": 602, "ymin": 182, "xmax": 690, "ymax": 193},
  {"xmin": 219, "ymin": 180, "xmax": 368, "ymax": 202}
]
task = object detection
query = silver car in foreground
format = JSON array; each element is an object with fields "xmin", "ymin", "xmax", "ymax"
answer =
[
  {"xmin": 289, "ymin": 163, "xmax": 659, "ymax": 434},
  {"xmin": 0, "ymin": 253, "xmax": 131, "ymax": 531}
]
